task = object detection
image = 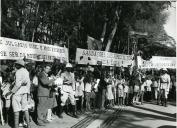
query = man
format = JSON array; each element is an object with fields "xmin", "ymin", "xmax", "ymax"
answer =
[
  {"xmin": 5, "ymin": 60, "xmax": 31, "ymax": 128},
  {"xmin": 37, "ymin": 64, "xmax": 55, "ymax": 126},
  {"xmin": 158, "ymin": 68, "xmax": 171, "ymax": 107},
  {"xmin": 59, "ymin": 63, "xmax": 78, "ymax": 118}
]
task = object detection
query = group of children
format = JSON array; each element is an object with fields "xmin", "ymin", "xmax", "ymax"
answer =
[{"xmin": 0, "ymin": 63, "xmax": 175, "ymax": 127}]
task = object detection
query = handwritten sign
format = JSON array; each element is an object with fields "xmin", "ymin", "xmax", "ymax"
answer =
[
  {"xmin": 0, "ymin": 37, "xmax": 68, "ymax": 62},
  {"xmin": 75, "ymin": 48, "xmax": 133, "ymax": 67},
  {"xmin": 138, "ymin": 56, "xmax": 176, "ymax": 69}
]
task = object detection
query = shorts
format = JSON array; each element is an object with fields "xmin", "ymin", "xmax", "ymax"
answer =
[
  {"xmin": 12, "ymin": 94, "xmax": 28, "ymax": 112},
  {"xmin": 61, "ymin": 91, "xmax": 75, "ymax": 106}
]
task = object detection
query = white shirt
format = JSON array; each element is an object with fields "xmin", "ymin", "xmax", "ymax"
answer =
[
  {"xmin": 85, "ymin": 83, "xmax": 92, "ymax": 93},
  {"xmin": 61, "ymin": 71, "xmax": 75, "ymax": 92},
  {"xmin": 146, "ymin": 80, "xmax": 152, "ymax": 91},
  {"xmin": 140, "ymin": 82, "xmax": 146, "ymax": 91},
  {"xmin": 159, "ymin": 73, "xmax": 171, "ymax": 91},
  {"xmin": 11, "ymin": 67, "xmax": 31, "ymax": 95},
  {"xmin": 75, "ymin": 81, "xmax": 84, "ymax": 96},
  {"xmin": 124, "ymin": 81, "xmax": 129, "ymax": 93}
]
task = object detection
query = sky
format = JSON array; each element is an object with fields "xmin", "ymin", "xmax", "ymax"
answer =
[{"xmin": 164, "ymin": 2, "xmax": 176, "ymax": 42}]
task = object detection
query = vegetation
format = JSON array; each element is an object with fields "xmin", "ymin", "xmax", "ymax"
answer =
[{"xmin": 1, "ymin": 0, "xmax": 175, "ymax": 60}]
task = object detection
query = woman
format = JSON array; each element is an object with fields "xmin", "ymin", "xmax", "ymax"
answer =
[
  {"xmin": 123, "ymin": 77, "xmax": 129, "ymax": 106},
  {"xmin": 105, "ymin": 74, "xmax": 114, "ymax": 108},
  {"xmin": 117, "ymin": 76, "xmax": 124, "ymax": 106}
]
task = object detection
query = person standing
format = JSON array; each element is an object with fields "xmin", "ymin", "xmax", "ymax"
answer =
[
  {"xmin": 5, "ymin": 60, "xmax": 31, "ymax": 128},
  {"xmin": 105, "ymin": 74, "xmax": 114, "ymax": 108},
  {"xmin": 145, "ymin": 76, "xmax": 152, "ymax": 102},
  {"xmin": 75, "ymin": 75, "xmax": 84, "ymax": 113},
  {"xmin": 60, "ymin": 63, "xmax": 78, "ymax": 118},
  {"xmin": 123, "ymin": 77, "xmax": 129, "ymax": 106},
  {"xmin": 140, "ymin": 78, "xmax": 146, "ymax": 105},
  {"xmin": 158, "ymin": 68, "xmax": 171, "ymax": 107},
  {"xmin": 37, "ymin": 64, "xmax": 55, "ymax": 126},
  {"xmin": 117, "ymin": 76, "xmax": 124, "ymax": 106},
  {"xmin": 151, "ymin": 77, "xmax": 160, "ymax": 101}
]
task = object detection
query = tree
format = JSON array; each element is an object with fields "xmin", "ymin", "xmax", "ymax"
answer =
[{"xmin": 1, "ymin": 1, "xmax": 175, "ymax": 60}]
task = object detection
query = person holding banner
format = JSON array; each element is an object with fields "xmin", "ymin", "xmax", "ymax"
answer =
[
  {"xmin": 37, "ymin": 64, "xmax": 56, "ymax": 126},
  {"xmin": 158, "ymin": 68, "xmax": 171, "ymax": 107},
  {"xmin": 5, "ymin": 60, "xmax": 31, "ymax": 128}
]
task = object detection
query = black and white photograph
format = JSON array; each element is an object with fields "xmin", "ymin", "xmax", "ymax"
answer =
[{"xmin": 0, "ymin": 0, "xmax": 176, "ymax": 128}]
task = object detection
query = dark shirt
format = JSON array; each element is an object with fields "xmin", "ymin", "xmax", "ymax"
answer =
[{"xmin": 38, "ymin": 71, "xmax": 54, "ymax": 97}]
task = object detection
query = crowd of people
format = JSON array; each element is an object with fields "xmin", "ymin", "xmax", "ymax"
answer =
[{"xmin": 0, "ymin": 59, "xmax": 176, "ymax": 128}]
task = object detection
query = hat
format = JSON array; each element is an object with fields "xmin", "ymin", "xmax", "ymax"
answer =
[
  {"xmin": 15, "ymin": 60, "xmax": 25, "ymax": 67},
  {"xmin": 66, "ymin": 63, "xmax": 72, "ymax": 68},
  {"xmin": 162, "ymin": 68, "xmax": 168, "ymax": 72}
]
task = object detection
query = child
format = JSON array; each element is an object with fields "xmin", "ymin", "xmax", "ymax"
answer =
[
  {"xmin": 133, "ymin": 79, "xmax": 140, "ymax": 104},
  {"xmin": 1, "ymin": 73, "xmax": 13, "ymax": 125},
  {"xmin": 84, "ymin": 71, "xmax": 93, "ymax": 112},
  {"xmin": 105, "ymin": 75, "xmax": 114, "ymax": 108},
  {"xmin": 145, "ymin": 76, "xmax": 152, "ymax": 102},
  {"xmin": 151, "ymin": 77, "xmax": 159, "ymax": 101},
  {"xmin": 140, "ymin": 78, "xmax": 146, "ymax": 105},
  {"xmin": 117, "ymin": 76, "xmax": 124, "ymax": 106},
  {"xmin": 90, "ymin": 79, "xmax": 96, "ymax": 111},
  {"xmin": 75, "ymin": 75, "xmax": 84, "ymax": 113},
  {"xmin": 123, "ymin": 77, "xmax": 129, "ymax": 106}
]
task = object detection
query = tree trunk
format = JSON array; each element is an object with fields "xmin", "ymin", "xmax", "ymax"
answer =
[
  {"xmin": 105, "ymin": 9, "xmax": 121, "ymax": 52},
  {"xmin": 105, "ymin": 22, "xmax": 117, "ymax": 51},
  {"xmin": 100, "ymin": 20, "xmax": 107, "ymax": 42}
]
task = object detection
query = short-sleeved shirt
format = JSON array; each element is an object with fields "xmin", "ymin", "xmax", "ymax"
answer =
[
  {"xmin": 146, "ymin": 80, "xmax": 152, "ymax": 91},
  {"xmin": 11, "ymin": 68, "xmax": 31, "ymax": 95},
  {"xmin": 61, "ymin": 71, "xmax": 75, "ymax": 92},
  {"xmin": 159, "ymin": 73, "xmax": 171, "ymax": 90},
  {"xmin": 85, "ymin": 83, "xmax": 92, "ymax": 93}
]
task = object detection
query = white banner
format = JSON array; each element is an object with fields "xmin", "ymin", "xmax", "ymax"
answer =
[
  {"xmin": 75, "ymin": 48, "xmax": 133, "ymax": 67},
  {"xmin": 0, "ymin": 37, "xmax": 68, "ymax": 62},
  {"xmin": 138, "ymin": 56, "xmax": 176, "ymax": 69}
]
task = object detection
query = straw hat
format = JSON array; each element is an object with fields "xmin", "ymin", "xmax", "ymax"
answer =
[{"xmin": 15, "ymin": 60, "xmax": 25, "ymax": 67}]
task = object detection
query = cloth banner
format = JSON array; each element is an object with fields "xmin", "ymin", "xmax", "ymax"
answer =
[
  {"xmin": 137, "ymin": 56, "xmax": 176, "ymax": 69},
  {"xmin": 75, "ymin": 48, "xmax": 133, "ymax": 67},
  {"xmin": 0, "ymin": 37, "xmax": 68, "ymax": 62},
  {"xmin": 87, "ymin": 36, "xmax": 102, "ymax": 50}
]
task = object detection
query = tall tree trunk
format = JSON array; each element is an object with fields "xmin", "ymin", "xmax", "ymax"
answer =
[
  {"xmin": 100, "ymin": 19, "xmax": 107, "ymax": 42},
  {"xmin": 105, "ymin": 9, "xmax": 121, "ymax": 52},
  {"xmin": 105, "ymin": 22, "xmax": 117, "ymax": 51}
]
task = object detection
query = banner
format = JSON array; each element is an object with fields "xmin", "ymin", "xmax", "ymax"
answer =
[
  {"xmin": 0, "ymin": 37, "xmax": 69, "ymax": 62},
  {"xmin": 87, "ymin": 36, "xmax": 102, "ymax": 50},
  {"xmin": 75, "ymin": 48, "xmax": 133, "ymax": 67},
  {"xmin": 138, "ymin": 56, "xmax": 176, "ymax": 69}
]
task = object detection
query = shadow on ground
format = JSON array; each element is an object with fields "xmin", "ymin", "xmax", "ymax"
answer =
[
  {"xmin": 105, "ymin": 106, "xmax": 176, "ymax": 128},
  {"xmin": 131, "ymin": 105, "xmax": 176, "ymax": 119},
  {"xmin": 157, "ymin": 125, "xmax": 176, "ymax": 128}
]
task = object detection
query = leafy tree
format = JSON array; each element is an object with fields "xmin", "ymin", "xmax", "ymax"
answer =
[{"xmin": 1, "ymin": 1, "xmax": 175, "ymax": 60}]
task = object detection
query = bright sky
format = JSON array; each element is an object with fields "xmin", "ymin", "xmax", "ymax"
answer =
[{"xmin": 164, "ymin": 2, "xmax": 176, "ymax": 42}]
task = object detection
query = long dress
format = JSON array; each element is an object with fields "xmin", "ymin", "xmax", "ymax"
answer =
[
  {"xmin": 117, "ymin": 79, "xmax": 124, "ymax": 98},
  {"xmin": 106, "ymin": 84, "xmax": 114, "ymax": 100},
  {"xmin": 106, "ymin": 78, "xmax": 114, "ymax": 100}
]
